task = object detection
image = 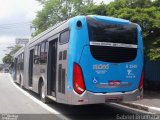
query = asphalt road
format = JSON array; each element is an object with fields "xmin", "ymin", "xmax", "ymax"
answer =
[{"xmin": 0, "ymin": 73, "xmax": 153, "ymax": 120}]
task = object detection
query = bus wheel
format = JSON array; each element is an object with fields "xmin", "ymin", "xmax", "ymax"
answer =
[
  {"xmin": 40, "ymin": 82, "xmax": 47, "ymax": 103},
  {"xmin": 40, "ymin": 82, "xmax": 52, "ymax": 103},
  {"xmin": 19, "ymin": 75, "xmax": 23, "ymax": 88}
]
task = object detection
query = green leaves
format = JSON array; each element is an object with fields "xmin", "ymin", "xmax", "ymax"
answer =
[
  {"xmin": 9, "ymin": 45, "xmax": 22, "ymax": 55},
  {"xmin": 147, "ymin": 48, "xmax": 160, "ymax": 61},
  {"xmin": 33, "ymin": 0, "xmax": 160, "ymax": 61},
  {"xmin": 3, "ymin": 45, "xmax": 22, "ymax": 64},
  {"xmin": 32, "ymin": 0, "xmax": 94, "ymax": 37},
  {"xmin": 3, "ymin": 54, "xmax": 13, "ymax": 64}
]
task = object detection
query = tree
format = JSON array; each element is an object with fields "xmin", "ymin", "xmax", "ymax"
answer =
[
  {"xmin": 36, "ymin": 0, "xmax": 46, "ymax": 4},
  {"xmin": 33, "ymin": 0, "xmax": 160, "ymax": 61},
  {"xmin": 82, "ymin": 0, "xmax": 160, "ymax": 61},
  {"xmin": 9, "ymin": 45, "xmax": 22, "ymax": 55},
  {"xmin": 32, "ymin": 0, "xmax": 93, "ymax": 36},
  {"xmin": 2, "ymin": 45, "xmax": 22, "ymax": 64},
  {"xmin": 3, "ymin": 54, "xmax": 13, "ymax": 64}
]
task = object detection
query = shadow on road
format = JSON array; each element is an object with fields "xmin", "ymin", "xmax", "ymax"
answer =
[{"xmin": 14, "ymin": 83, "xmax": 139, "ymax": 120}]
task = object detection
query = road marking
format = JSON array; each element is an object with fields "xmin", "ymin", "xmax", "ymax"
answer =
[
  {"xmin": 149, "ymin": 107, "xmax": 160, "ymax": 114},
  {"xmin": 106, "ymin": 102, "xmax": 153, "ymax": 114},
  {"xmin": 8, "ymin": 74, "xmax": 70, "ymax": 120},
  {"xmin": 131, "ymin": 103, "xmax": 160, "ymax": 114},
  {"xmin": 8, "ymin": 74, "xmax": 60, "ymax": 114}
]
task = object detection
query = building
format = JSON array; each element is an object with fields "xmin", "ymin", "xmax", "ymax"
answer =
[{"xmin": 15, "ymin": 38, "xmax": 29, "ymax": 46}]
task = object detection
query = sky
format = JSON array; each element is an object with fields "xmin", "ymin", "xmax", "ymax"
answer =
[
  {"xmin": 0, "ymin": 0, "xmax": 113, "ymax": 63},
  {"xmin": 0, "ymin": 0, "xmax": 41, "ymax": 63}
]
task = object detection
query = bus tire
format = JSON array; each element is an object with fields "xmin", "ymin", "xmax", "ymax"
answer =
[
  {"xmin": 39, "ymin": 82, "xmax": 46, "ymax": 103},
  {"xmin": 39, "ymin": 82, "xmax": 51, "ymax": 103},
  {"xmin": 19, "ymin": 75, "xmax": 23, "ymax": 88}
]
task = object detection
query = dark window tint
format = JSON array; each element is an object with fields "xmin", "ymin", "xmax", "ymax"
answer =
[
  {"xmin": 39, "ymin": 41, "xmax": 48, "ymax": 64},
  {"xmin": 63, "ymin": 50, "xmax": 67, "ymax": 60},
  {"xmin": 34, "ymin": 45, "xmax": 40, "ymax": 64},
  {"xmin": 41, "ymin": 42, "xmax": 45, "ymax": 54},
  {"xmin": 87, "ymin": 17, "xmax": 138, "ymax": 63},
  {"xmin": 59, "ymin": 51, "xmax": 62, "ymax": 60},
  {"xmin": 58, "ymin": 64, "xmax": 62, "ymax": 93},
  {"xmin": 38, "ymin": 44, "xmax": 41, "ymax": 57},
  {"xmin": 87, "ymin": 17, "xmax": 137, "ymax": 44},
  {"xmin": 17, "ymin": 53, "xmax": 24, "ymax": 70},
  {"xmin": 62, "ymin": 69, "xmax": 65, "ymax": 94},
  {"xmin": 59, "ymin": 30, "xmax": 70, "ymax": 44},
  {"xmin": 21, "ymin": 53, "xmax": 24, "ymax": 61},
  {"xmin": 34, "ymin": 46, "xmax": 37, "ymax": 64},
  {"xmin": 34, "ymin": 46, "xmax": 38, "ymax": 58},
  {"xmin": 44, "ymin": 42, "xmax": 48, "ymax": 63},
  {"xmin": 45, "ymin": 42, "xmax": 48, "ymax": 52},
  {"xmin": 40, "ymin": 42, "xmax": 45, "ymax": 64}
]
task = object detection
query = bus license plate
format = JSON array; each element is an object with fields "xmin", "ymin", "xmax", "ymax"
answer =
[{"xmin": 105, "ymin": 96, "xmax": 123, "ymax": 102}]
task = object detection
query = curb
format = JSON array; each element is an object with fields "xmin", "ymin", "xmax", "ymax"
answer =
[{"xmin": 119, "ymin": 102, "xmax": 160, "ymax": 114}]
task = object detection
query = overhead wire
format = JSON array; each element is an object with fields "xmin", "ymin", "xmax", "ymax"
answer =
[{"xmin": 0, "ymin": 22, "xmax": 32, "ymax": 30}]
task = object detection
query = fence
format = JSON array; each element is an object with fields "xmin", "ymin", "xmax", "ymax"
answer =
[{"xmin": 144, "ymin": 60, "xmax": 160, "ymax": 89}]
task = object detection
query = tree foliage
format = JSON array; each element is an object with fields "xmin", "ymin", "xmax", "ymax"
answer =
[
  {"xmin": 3, "ymin": 54, "xmax": 13, "ymax": 64},
  {"xmin": 2, "ymin": 45, "xmax": 22, "ymax": 64},
  {"xmin": 33, "ymin": 0, "xmax": 160, "ymax": 61},
  {"xmin": 32, "ymin": 0, "xmax": 93, "ymax": 36},
  {"xmin": 79, "ymin": 0, "xmax": 160, "ymax": 61},
  {"xmin": 9, "ymin": 45, "xmax": 22, "ymax": 55}
]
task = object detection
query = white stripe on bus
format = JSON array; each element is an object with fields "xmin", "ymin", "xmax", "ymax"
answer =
[{"xmin": 90, "ymin": 41, "xmax": 137, "ymax": 48}]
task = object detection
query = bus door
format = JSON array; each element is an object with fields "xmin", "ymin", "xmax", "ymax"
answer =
[
  {"xmin": 56, "ymin": 30, "xmax": 69, "ymax": 101},
  {"xmin": 47, "ymin": 39, "xmax": 57, "ymax": 97},
  {"xmin": 29, "ymin": 49, "xmax": 34, "ymax": 87}
]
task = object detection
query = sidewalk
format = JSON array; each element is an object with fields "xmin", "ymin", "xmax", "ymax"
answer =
[{"xmin": 119, "ymin": 90, "xmax": 160, "ymax": 114}]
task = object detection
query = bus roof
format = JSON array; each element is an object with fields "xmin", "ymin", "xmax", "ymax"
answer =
[
  {"xmin": 29, "ymin": 20, "xmax": 68, "ymax": 44},
  {"xmin": 14, "ymin": 46, "xmax": 25, "ymax": 57},
  {"xmin": 13, "ymin": 15, "xmax": 133, "ymax": 58},
  {"xmin": 88, "ymin": 15, "xmax": 130, "ymax": 25},
  {"xmin": 29, "ymin": 15, "xmax": 131, "ymax": 44}
]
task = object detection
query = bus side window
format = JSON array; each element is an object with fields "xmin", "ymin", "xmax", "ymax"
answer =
[
  {"xmin": 21, "ymin": 53, "xmax": 23, "ymax": 62},
  {"xmin": 38, "ymin": 44, "xmax": 41, "ymax": 58},
  {"xmin": 34, "ymin": 46, "xmax": 38, "ymax": 58},
  {"xmin": 34, "ymin": 45, "xmax": 40, "ymax": 64},
  {"xmin": 21, "ymin": 53, "xmax": 24, "ymax": 70},
  {"xmin": 17, "ymin": 56, "xmax": 19, "ymax": 70},
  {"xmin": 59, "ymin": 30, "xmax": 69, "ymax": 44},
  {"xmin": 34, "ymin": 46, "xmax": 37, "ymax": 64},
  {"xmin": 44, "ymin": 41, "xmax": 48, "ymax": 63},
  {"xmin": 40, "ymin": 42, "xmax": 46, "ymax": 64}
]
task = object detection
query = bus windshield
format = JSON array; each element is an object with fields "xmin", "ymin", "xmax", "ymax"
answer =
[{"xmin": 87, "ymin": 17, "xmax": 137, "ymax": 45}]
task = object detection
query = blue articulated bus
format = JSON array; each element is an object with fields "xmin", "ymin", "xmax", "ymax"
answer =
[{"xmin": 14, "ymin": 15, "xmax": 144, "ymax": 105}]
